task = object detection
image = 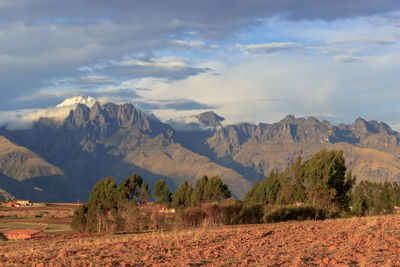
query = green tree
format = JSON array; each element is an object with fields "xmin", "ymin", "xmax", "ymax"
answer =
[
  {"xmin": 204, "ymin": 176, "xmax": 231, "ymax": 202},
  {"xmin": 242, "ymin": 170, "xmax": 282, "ymax": 207},
  {"xmin": 154, "ymin": 179, "xmax": 170, "ymax": 204},
  {"xmin": 171, "ymin": 180, "xmax": 193, "ymax": 208},
  {"xmin": 288, "ymin": 156, "xmax": 306, "ymax": 203},
  {"xmin": 303, "ymin": 149, "xmax": 355, "ymax": 212},
  {"xmin": 191, "ymin": 176, "xmax": 209, "ymax": 207},
  {"xmin": 351, "ymin": 181, "xmax": 368, "ymax": 215},
  {"xmin": 191, "ymin": 175, "xmax": 231, "ymax": 207},
  {"xmin": 242, "ymin": 180, "xmax": 260, "ymax": 207},
  {"xmin": 71, "ymin": 204, "xmax": 89, "ymax": 233},
  {"xmin": 86, "ymin": 176, "xmax": 120, "ymax": 232},
  {"xmin": 140, "ymin": 182, "xmax": 151, "ymax": 204},
  {"xmin": 118, "ymin": 173, "xmax": 143, "ymax": 204}
]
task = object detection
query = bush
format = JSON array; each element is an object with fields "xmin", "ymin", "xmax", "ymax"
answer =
[
  {"xmin": 219, "ymin": 201, "xmax": 242, "ymax": 225},
  {"xmin": 71, "ymin": 204, "xmax": 88, "ymax": 233},
  {"xmin": 178, "ymin": 207, "xmax": 206, "ymax": 227},
  {"xmin": 263, "ymin": 206, "xmax": 327, "ymax": 223},
  {"xmin": 238, "ymin": 204, "xmax": 264, "ymax": 224},
  {"xmin": 0, "ymin": 232, "xmax": 7, "ymax": 241},
  {"xmin": 201, "ymin": 202, "xmax": 221, "ymax": 226}
]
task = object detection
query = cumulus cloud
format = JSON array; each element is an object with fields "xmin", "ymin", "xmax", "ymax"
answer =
[
  {"xmin": 2, "ymin": 106, "xmax": 74, "ymax": 130},
  {"xmin": 1, "ymin": 0, "xmax": 400, "ymax": 129},
  {"xmin": 1, "ymin": 1, "xmax": 400, "ymax": 110}
]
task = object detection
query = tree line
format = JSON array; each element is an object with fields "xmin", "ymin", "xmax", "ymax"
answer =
[{"xmin": 72, "ymin": 149, "xmax": 400, "ymax": 233}]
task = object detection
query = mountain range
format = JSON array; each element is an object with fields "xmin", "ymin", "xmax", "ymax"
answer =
[{"xmin": 1, "ymin": 99, "xmax": 400, "ymax": 202}]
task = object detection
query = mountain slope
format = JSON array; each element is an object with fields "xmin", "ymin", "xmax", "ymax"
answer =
[{"xmin": 0, "ymin": 136, "xmax": 63, "ymax": 181}]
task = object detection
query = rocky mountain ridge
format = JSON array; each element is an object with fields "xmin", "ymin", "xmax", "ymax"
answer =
[{"xmin": 1, "ymin": 101, "xmax": 400, "ymax": 202}]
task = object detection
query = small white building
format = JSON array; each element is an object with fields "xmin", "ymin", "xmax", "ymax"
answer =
[{"xmin": 16, "ymin": 200, "xmax": 32, "ymax": 206}]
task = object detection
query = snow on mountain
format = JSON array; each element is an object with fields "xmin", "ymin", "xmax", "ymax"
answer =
[
  {"xmin": 4, "ymin": 96, "xmax": 97, "ymax": 130},
  {"xmin": 56, "ymin": 96, "xmax": 96, "ymax": 108}
]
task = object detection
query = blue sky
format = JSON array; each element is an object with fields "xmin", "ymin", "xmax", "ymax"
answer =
[{"xmin": 1, "ymin": 0, "xmax": 400, "ymax": 129}]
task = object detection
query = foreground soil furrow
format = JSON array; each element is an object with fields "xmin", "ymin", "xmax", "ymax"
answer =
[{"xmin": 1, "ymin": 215, "xmax": 400, "ymax": 266}]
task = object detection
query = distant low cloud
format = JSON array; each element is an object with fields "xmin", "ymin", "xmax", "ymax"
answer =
[
  {"xmin": 237, "ymin": 42, "xmax": 302, "ymax": 54},
  {"xmin": 68, "ymin": 75, "xmax": 115, "ymax": 86},
  {"xmin": 171, "ymin": 39, "xmax": 219, "ymax": 51},
  {"xmin": 334, "ymin": 54, "xmax": 369, "ymax": 63},
  {"xmin": 134, "ymin": 98, "xmax": 215, "ymax": 111},
  {"xmin": 331, "ymin": 37, "xmax": 397, "ymax": 45}
]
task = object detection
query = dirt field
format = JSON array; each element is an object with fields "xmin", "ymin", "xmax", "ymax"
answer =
[{"xmin": 1, "ymin": 214, "xmax": 400, "ymax": 266}]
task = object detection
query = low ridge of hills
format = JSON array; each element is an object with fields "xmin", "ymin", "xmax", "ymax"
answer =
[{"xmin": 1, "ymin": 99, "xmax": 400, "ymax": 202}]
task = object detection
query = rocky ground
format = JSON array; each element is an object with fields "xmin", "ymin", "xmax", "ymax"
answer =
[{"xmin": 1, "ymin": 215, "xmax": 400, "ymax": 266}]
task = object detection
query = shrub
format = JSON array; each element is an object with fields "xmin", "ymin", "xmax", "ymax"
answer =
[
  {"xmin": 263, "ymin": 206, "xmax": 327, "ymax": 223},
  {"xmin": 0, "ymin": 232, "xmax": 7, "ymax": 241},
  {"xmin": 238, "ymin": 204, "xmax": 264, "ymax": 224},
  {"xmin": 201, "ymin": 202, "xmax": 221, "ymax": 226},
  {"xmin": 219, "ymin": 201, "xmax": 242, "ymax": 225},
  {"xmin": 71, "ymin": 204, "xmax": 88, "ymax": 233},
  {"xmin": 178, "ymin": 207, "xmax": 206, "ymax": 227}
]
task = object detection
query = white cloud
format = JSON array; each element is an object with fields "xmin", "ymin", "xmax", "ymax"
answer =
[
  {"xmin": 118, "ymin": 57, "xmax": 187, "ymax": 69},
  {"xmin": 69, "ymin": 75, "xmax": 115, "ymax": 85},
  {"xmin": 171, "ymin": 39, "xmax": 219, "ymax": 51},
  {"xmin": 3, "ymin": 107, "xmax": 71, "ymax": 130},
  {"xmin": 334, "ymin": 54, "xmax": 369, "ymax": 63},
  {"xmin": 331, "ymin": 37, "xmax": 397, "ymax": 45},
  {"xmin": 236, "ymin": 42, "xmax": 302, "ymax": 54}
]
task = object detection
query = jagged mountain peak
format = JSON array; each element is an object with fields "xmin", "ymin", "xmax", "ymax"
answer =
[
  {"xmin": 196, "ymin": 111, "xmax": 225, "ymax": 128},
  {"xmin": 349, "ymin": 117, "xmax": 396, "ymax": 136},
  {"xmin": 278, "ymin": 115, "xmax": 323, "ymax": 126}
]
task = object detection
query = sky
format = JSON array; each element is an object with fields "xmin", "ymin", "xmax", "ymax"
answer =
[{"xmin": 1, "ymin": 0, "xmax": 400, "ymax": 129}]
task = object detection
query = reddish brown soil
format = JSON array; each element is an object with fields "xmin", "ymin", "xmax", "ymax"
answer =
[
  {"xmin": 4, "ymin": 229, "xmax": 47, "ymax": 240},
  {"xmin": 1, "ymin": 215, "xmax": 400, "ymax": 266}
]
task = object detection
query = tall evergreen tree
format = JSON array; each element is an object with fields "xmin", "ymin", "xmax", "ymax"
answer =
[
  {"xmin": 191, "ymin": 175, "xmax": 231, "ymax": 206},
  {"xmin": 303, "ymin": 149, "xmax": 355, "ymax": 211},
  {"xmin": 154, "ymin": 179, "xmax": 170, "ymax": 204},
  {"xmin": 140, "ymin": 181, "xmax": 151, "ymax": 204},
  {"xmin": 171, "ymin": 180, "xmax": 193, "ymax": 208},
  {"xmin": 86, "ymin": 176, "xmax": 119, "ymax": 232}
]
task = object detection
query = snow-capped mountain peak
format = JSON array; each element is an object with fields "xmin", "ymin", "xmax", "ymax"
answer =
[{"xmin": 56, "ymin": 95, "xmax": 96, "ymax": 108}]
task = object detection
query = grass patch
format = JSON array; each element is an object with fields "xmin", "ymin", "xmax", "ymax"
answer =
[{"xmin": 0, "ymin": 220, "xmax": 71, "ymax": 233}]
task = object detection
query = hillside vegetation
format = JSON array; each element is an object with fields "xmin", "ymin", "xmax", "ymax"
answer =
[{"xmin": 71, "ymin": 149, "xmax": 400, "ymax": 234}]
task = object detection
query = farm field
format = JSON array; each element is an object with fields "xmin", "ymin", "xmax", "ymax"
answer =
[
  {"xmin": 0, "ymin": 204, "xmax": 76, "ymax": 234},
  {"xmin": 1, "ymin": 214, "xmax": 400, "ymax": 266}
]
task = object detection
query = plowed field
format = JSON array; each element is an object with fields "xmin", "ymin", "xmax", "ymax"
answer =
[{"xmin": 1, "ymin": 215, "xmax": 400, "ymax": 266}]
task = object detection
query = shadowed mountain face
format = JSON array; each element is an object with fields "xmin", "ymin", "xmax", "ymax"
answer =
[
  {"xmin": 196, "ymin": 111, "xmax": 225, "ymax": 129},
  {"xmin": 1, "ymin": 102, "xmax": 400, "ymax": 202}
]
